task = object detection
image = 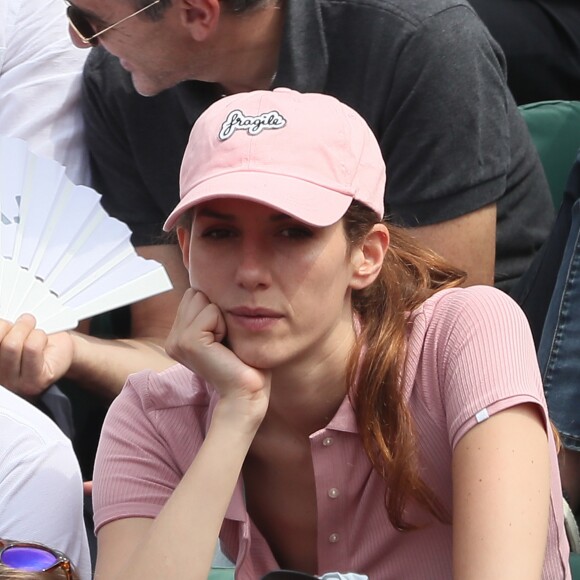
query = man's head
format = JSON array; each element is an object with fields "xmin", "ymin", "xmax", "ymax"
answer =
[
  {"xmin": 68, "ymin": 0, "xmax": 283, "ymax": 96},
  {"xmin": 133, "ymin": 0, "xmax": 171, "ymax": 20},
  {"xmin": 133, "ymin": 0, "xmax": 268, "ymax": 15}
]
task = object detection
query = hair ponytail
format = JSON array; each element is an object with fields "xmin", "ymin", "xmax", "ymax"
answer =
[{"xmin": 344, "ymin": 201, "xmax": 466, "ymax": 530}]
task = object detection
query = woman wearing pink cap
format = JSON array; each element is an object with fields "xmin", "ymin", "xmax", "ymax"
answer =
[{"xmin": 92, "ymin": 89, "xmax": 570, "ymax": 579}]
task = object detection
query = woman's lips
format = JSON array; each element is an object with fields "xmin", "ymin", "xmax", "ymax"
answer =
[{"xmin": 226, "ymin": 307, "xmax": 283, "ymax": 331}]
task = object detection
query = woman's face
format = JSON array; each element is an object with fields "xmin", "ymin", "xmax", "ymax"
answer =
[{"xmin": 178, "ymin": 198, "xmax": 363, "ymax": 370}]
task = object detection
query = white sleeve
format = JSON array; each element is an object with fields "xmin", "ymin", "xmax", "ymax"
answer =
[
  {"xmin": 0, "ymin": 0, "xmax": 90, "ymax": 185},
  {"xmin": 0, "ymin": 397, "xmax": 92, "ymax": 579}
]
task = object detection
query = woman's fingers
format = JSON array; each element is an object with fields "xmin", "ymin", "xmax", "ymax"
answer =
[{"xmin": 166, "ymin": 290, "xmax": 270, "ymax": 413}]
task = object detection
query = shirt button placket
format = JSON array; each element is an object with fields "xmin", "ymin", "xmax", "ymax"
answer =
[{"xmin": 315, "ymin": 431, "xmax": 345, "ymax": 566}]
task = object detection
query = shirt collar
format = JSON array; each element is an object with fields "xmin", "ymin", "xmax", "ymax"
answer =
[
  {"xmin": 315, "ymin": 393, "xmax": 359, "ymax": 435},
  {"xmin": 206, "ymin": 386, "xmax": 358, "ymax": 522}
]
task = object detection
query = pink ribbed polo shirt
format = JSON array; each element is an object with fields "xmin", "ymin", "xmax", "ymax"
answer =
[{"xmin": 93, "ymin": 286, "xmax": 571, "ymax": 579}]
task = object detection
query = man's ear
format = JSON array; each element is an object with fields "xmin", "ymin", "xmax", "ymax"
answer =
[
  {"xmin": 178, "ymin": 0, "xmax": 220, "ymax": 41},
  {"xmin": 349, "ymin": 224, "xmax": 389, "ymax": 290},
  {"xmin": 176, "ymin": 225, "xmax": 191, "ymax": 270}
]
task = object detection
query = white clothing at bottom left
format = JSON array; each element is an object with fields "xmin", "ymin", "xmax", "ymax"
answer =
[{"xmin": 0, "ymin": 385, "xmax": 91, "ymax": 579}]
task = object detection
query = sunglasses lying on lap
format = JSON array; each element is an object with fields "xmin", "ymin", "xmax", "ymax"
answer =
[{"xmin": 0, "ymin": 539, "xmax": 77, "ymax": 580}]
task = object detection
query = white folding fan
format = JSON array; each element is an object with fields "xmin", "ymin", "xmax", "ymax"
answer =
[{"xmin": 0, "ymin": 135, "xmax": 173, "ymax": 334}]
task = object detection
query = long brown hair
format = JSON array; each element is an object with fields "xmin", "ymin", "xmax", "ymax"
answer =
[{"xmin": 343, "ymin": 201, "xmax": 466, "ymax": 531}]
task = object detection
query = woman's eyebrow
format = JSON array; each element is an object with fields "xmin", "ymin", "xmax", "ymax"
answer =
[{"xmin": 269, "ymin": 212, "xmax": 293, "ymax": 222}]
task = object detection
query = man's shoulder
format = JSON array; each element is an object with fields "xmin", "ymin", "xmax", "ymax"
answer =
[
  {"xmin": 318, "ymin": 0, "xmax": 477, "ymax": 26},
  {"xmin": 0, "ymin": 386, "xmax": 70, "ymax": 449}
]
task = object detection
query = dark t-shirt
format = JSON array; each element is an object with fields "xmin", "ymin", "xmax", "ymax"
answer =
[
  {"xmin": 83, "ymin": 0, "xmax": 554, "ymax": 292},
  {"xmin": 470, "ymin": 0, "xmax": 580, "ymax": 105}
]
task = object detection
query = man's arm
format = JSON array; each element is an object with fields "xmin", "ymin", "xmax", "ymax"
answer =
[
  {"xmin": 67, "ymin": 244, "xmax": 189, "ymax": 398},
  {"xmin": 368, "ymin": 5, "xmax": 515, "ymax": 287},
  {"xmin": 409, "ymin": 203, "xmax": 497, "ymax": 287},
  {"xmin": 0, "ymin": 244, "xmax": 188, "ymax": 400}
]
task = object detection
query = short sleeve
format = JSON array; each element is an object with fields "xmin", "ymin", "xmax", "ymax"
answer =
[
  {"xmin": 381, "ymin": 5, "xmax": 509, "ymax": 226},
  {"xmin": 93, "ymin": 366, "xmax": 214, "ymax": 534},
  {"xmin": 431, "ymin": 287, "xmax": 546, "ymax": 448},
  {"xmin": 93, "ymin": 374, "xmax": 183, "ymax": 532}
]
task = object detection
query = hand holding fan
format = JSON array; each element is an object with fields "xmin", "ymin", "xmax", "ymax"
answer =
[{"xmin": 0, "ymin": 135, "xmax": 173, "ymax": 334}]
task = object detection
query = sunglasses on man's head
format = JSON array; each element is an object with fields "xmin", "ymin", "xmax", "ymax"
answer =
[
  {"xmin": 65, "ymin": 0, "xmax": 161, "ymax": 46},
  {"xmin": 0, "ymin": 539, "xmax": 75, "ymax": 579}
]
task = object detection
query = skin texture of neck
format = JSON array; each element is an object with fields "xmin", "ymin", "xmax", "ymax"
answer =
[{"xmin": 259, "ymin": 314, "xmax": 356, "ymax": 438}]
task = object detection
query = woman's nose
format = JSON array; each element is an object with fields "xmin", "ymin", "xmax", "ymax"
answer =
[{"xmin": 234, "ymin": 242, "xmax": 272, "ymax": 289}]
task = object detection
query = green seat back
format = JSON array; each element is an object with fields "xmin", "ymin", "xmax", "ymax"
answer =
[
  {"xmin": 519, "ymin": 100, "xmax": 580, "ymax": 209},
  {"xmin": 208, "ymin": 567, "xmax": 235, "ymax": 580},
  {"xmin": 571, "ymin": 552, "xmax": 580, "ymax": 579}
]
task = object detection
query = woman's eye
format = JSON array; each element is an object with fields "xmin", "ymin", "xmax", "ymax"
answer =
[
  {"xmin": 201, "ymin": 228, "xmax": 235, "ymax": 239},
  {"xmin": 279, "ymin": 227, "xmax": 313, "ymax": 239}
]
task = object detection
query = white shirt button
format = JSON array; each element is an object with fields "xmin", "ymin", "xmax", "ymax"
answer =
[
  {"xmin": 322, "ymin": 437, "xmax": 334, "ymax": 447},
  {"xmin": 328, "ymin": 533, "xmax": 340, "ymax": 543},
  {"xmin": 328, "ymin": 488, "xmax": 340, "ymax": 499}
]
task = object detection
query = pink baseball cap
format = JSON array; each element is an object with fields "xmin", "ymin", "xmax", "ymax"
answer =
[{"xmin": 163, "ymin": 88, "xmax": 386, "ymax": 231}]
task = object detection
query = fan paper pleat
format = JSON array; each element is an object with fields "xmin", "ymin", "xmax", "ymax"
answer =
[{"xmin": 0, "ymin": 135, "xmax": 173, "ymax": 334}]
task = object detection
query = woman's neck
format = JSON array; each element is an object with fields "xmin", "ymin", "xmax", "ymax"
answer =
[{"xmin": 263, "ymin": 325, "xmax": 355, "ymax": 437}]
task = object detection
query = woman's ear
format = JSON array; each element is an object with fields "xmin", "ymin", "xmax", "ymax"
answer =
[
  {"xmin": 176, "ymin": 225, "xmax": 191, "ymax": 270},
  {"xmin": 349, "ymin": 224, "xmax": 390, "ymax": 290}
]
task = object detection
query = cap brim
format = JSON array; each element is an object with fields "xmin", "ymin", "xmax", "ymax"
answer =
[{"xmin": 163, "ymin": 171, "xmax": 354, "ymax": 231}]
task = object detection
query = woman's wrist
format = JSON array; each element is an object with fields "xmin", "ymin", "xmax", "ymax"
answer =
[{"xmin": 211, "ymin": 396, "xmax": 267, "ymax": 437}]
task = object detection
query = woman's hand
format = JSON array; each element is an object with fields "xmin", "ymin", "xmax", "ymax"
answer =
[{"xmin": 165, "ymin": 289, "xmax": 271, "ymax": 428}]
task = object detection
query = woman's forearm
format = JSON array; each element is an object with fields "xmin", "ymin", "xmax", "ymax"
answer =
[{"xmin": 97, "ymin": 407, "xmax": 258, "ymax": 580}]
